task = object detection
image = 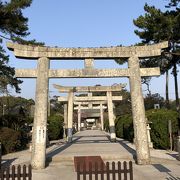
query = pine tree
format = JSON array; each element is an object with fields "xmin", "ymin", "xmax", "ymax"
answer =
[
  {"xmin": 133, "ymin": 3, "xmax": 180, "ymax": 111},
  {"xmin": 0, "ymin": 0, "xmax": 43, "ymax": 93}
]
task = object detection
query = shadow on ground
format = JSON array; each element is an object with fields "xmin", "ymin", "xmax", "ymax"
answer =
[
  {"xmin": 117, "ymin": 139, "xmax": 137, "ymax": 162},
  {"xmin": 1, "ymin": 158, "xmax": 17, "ymax": 168},
  {"xmin": 46, "ymin": 136, "xmax": 82, "ymax": 166},
  {"xmin": 166, "ymin": 153, "xmax": 179, "ymax": 160},
  {"xmin": 152, "ymin": 164, "xmax": 180, "ymax": 180}
]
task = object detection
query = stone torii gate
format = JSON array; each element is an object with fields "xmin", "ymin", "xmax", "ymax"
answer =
[
  {"xmin": 59, "ymin": 95, "xmax": 121, "ymax": 139},
  {"xmin": 58, "ymin": 94, "xmax": 122, "ymax": 142},
  {"xmin": 7, "ymin": 41, "xmax": 168, "ymax": 169},
  {"xmin": 74, "ymin": 101, "xmax": 109, "ymax": 131},
  {"xmin": 54, "ymin": 84, "xmax": 123, "ymax": 142},
  {"xmin": 74, "ymin": 103, "xmax": 107, "ymax": 131},
  {"xmin": 74, "ymin": 103, "xmax": 107, "ymax": 127},
  {"xmin": 62, "ymin": 101, "xmax": 108, "ymax": 140}
]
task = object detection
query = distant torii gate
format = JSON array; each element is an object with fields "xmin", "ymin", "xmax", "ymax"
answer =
[
  {"xmin": 74, "ymin": 100, "xmax": 109, "ymax": 132},
  {"xmin": 74, "ymin": 103, "xmax": 107, "ymax": 131},
  {"xmin": 7, "ymin": 41, "xmax": 168, "ymax": 169},
  {"xmin": 62, "ymin": 101, "xmax": 108, "ymax": 140},
  {"xmin": 55, "ymin": 84, "xmax": 123, "ymax": 142}
]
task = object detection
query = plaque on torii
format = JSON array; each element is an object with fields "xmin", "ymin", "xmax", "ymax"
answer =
[{"xmin": 7, "ymin": 41, "xmax": 168, "ymax": 169}]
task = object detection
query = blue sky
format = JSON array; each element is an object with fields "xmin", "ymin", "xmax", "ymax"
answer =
[{"xmin": 6, "ymin": 0, "xmax": 180, "ymax": 100}]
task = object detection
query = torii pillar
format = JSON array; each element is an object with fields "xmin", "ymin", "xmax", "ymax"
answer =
[
  {"xmin": 31, "ymin": 57, "xmax": 49, "ymax": 169},
  {"xmin": 128, "ymin": 56, "xmax": 150, "ymax": 164},
  {"xmin": 77, "ymin": 104, "xmax": 81, "ymax": 131},
  {"xmin": 63, "ymin": 104, "xmax": 68, "ymax": 138},
  {"xmin": 107, "ymin": 91, "xmax": 116, "ymax": 142},
  {"xmin": 100, "ymin": 103, "xmax": 104, "ymax": 131},
  {"xmin": 67, "ymin": 91, "xmax": 74, "ymax": 142}
]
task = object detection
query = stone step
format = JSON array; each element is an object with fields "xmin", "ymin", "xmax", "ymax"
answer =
[
  {"xmin": 48, "ymin": 157, "xmax": 135, "ymax": 167},
  {"xmin": 47, "ymin": 154, "xmax": 134, "ymax": 164}
]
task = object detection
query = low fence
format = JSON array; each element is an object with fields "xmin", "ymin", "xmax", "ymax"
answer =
[
  {"xmin": 77, "ymin": 161, "xmax": 133, "ymax": 180},
  {"xmin": 0, "ymin": 143, "xmax": 32, "ymax": 180},
  {"xmin": 0, "ymin": 165, "xmax": 32, "ymax": 180}
]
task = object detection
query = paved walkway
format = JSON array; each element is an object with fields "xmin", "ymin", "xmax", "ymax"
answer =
[
  {"xmin": 2, "ymin": 130, "xmax": 180, "ymax": 180},
  {"xmin": 47, "ymin": 130, "xmax": 134, "ymax": 163}
]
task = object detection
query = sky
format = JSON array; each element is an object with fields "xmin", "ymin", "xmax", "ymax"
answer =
[{"xmin": 5, "ymin": 0, "xmax": 180, "ymax": 100}]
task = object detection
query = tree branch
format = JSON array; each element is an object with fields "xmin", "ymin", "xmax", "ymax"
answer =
[{"xmin": 0, "ymin": 34, "xmax": 11, "ymax": 41}]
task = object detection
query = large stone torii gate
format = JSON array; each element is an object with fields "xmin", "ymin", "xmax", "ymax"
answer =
[
  {"xmin": 7, "ymin": 41, "xmax": 168, "ymax": 169},
  {"xmin": 54, "ymin": 84, "xmax": 123, "ymax": 142}
]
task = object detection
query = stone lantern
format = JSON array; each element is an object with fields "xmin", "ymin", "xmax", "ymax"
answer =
[{"xmin": 146, "ymin": 118, "xmax": 153, "ymax": 149}]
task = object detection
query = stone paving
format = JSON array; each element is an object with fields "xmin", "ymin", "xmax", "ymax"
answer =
[{"xmin": 1, "ymin": 130, "xmax": 180, "ymax": 180}]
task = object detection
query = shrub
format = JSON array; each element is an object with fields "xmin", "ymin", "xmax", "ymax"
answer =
[
  {"xmin": 47, "ymin": 115, "xmax": 64, "ymax": 140},
  {"xmin": 146, "ymin": 109, "xmax": 178, "ymax": 149},
  {"xmin": 0, "ymin": 127, "xmax": 21, "ymax": 154},
  {"xmin": 115, "ymin": 109, "xmax": 178, "ymax": 149},
  {"xmin": 115, "ymin": 114, "xmax": 134, "ymax": 142}
]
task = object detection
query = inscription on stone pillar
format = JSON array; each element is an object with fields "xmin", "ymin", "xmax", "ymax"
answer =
[{"xmin": 37, "ymin": 126, "xmax": 46, "ymax": 144}]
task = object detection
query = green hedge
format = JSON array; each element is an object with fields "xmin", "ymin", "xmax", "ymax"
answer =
[
  {"xmin": 115, "ymin": 114, "xmax": 134, "ymax": 142},
  {"xmin": 0, "ymin": 127, "xmax": 21, "ymax": 154},
  {"xmin": 146, "ymin": 109, "xmax": 178, "ymax": 149},
  {"xmin": 115, "ymin": 109, "xmax": 178, "ymax": 149},
  {"xmin": 47, "ymin": 115, "xmax": 64, "ymax": 140}
]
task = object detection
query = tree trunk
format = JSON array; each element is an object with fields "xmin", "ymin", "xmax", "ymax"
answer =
[
  {"xmin": 165, "ymin": 70, "xmax": 170, "ymax": 109},
  {"xmin": 173, "ymin": 64, "xmax": 180, "ymax": 110},
  {"xmin": 172, "ymin": 63, "xmax": 180, "ymax": 134}
]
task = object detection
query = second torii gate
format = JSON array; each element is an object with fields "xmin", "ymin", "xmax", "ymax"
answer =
[{"xmin": 55, "ymin": 84, "xmax": 123, "ymax": 142}]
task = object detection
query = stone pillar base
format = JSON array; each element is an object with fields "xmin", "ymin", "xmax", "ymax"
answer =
[
  {"xmin": 110, "ymin": 126, "xmax": 116, "ymax": 142},
  {"xmin": 63, "ymin": 127, "xmax": 66, "ymax": 139},
  {"xmin": 29, "ymin": 143, "xmax": 32, "ymax": 152},
  {"xmin": 67, "ymin": 136, "xmax": 72, "ymax": 143},
  {"xmin": 149, "ymin": 142, "xmax": 153, "ymax": 149},
  {"xmin": 67, "ymin": 128, "xmax": 73, "ymax": 143},
  {"xmin": 137, "ymin": 158, "xmax": 151, "ymax": 165},
  {"xmin": 110, "ymin": 138, "xmax": 116, "ymax": 142}
]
